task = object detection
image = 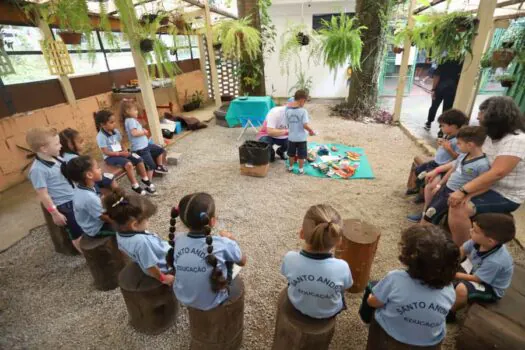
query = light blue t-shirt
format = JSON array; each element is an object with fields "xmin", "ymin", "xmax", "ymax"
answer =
[
  {"xmin": 124, "ymin": 118, "xmax": 149, "ymax": 151},
  {"xmin": 62, "ymin": 152, "xmax": 79, "ymax": 162},
  {"xmin": 173, "ymin": 233, "xmax": 242, "ymax": 311},
  {"xmin": 96, "ymin": 129, "xmax": 123, "ymax": 159},
  {"xmin": 285, "ymin": 107, "xmax": 309, "ymax": 142},
  {"xmin": 281, "ymin": 250, "xmax": 352, "ymax": 319},
  {"xmin": 434, "ymin": 137, "xmax": 460, "ymax": 165},
  {"xmin": 117, "ymin": 231, "xmax": 170, "ymax": 276},
  {"xmin": 28, "ymin": 156, "xmax": 73, "ymax": 206},
  {"xmin": 463, "ymin": 240, "xmax": 513, "ymax": 298},
  {"xmin": 447, "ymin": 153, "xmax": 490, "ymax": 191},
  {"xmin": 372, "ymin": 270, "xmax": 455, "ymax": 347},
  {"xmin": 72, "ymin": 186, "xmax": 104, "ymax": 236}
]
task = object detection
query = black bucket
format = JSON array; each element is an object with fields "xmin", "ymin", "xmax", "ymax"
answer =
[{"xmin": 239, "ymin": 141, "xmax": 270, "ymax": 166}]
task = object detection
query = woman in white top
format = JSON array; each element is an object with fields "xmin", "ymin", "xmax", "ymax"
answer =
[{"xmin": 448, "ymin": 97, "xmax": 525, "ymax": 246}]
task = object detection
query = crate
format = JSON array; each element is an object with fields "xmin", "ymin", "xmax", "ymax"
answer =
[{"xmin": 240, "ymin": 163, "xmax": 269, "ymax": 177}]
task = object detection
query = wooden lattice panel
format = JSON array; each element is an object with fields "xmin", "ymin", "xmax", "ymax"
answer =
[
  {"xmin": 203, "ymin": 37, "xmax": 240, "ymax": 98},
  {"xmin": 40, "ymin": 40, "xmax": 74, "ymax": 75},
  {"xmin": 0, "ymin": 47, "xmax": 15, "ymax": 76}
]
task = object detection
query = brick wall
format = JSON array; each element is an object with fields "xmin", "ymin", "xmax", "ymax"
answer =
[{"xmin": 0, "ymin": 70, "xmax": 207, "ymax": 192}]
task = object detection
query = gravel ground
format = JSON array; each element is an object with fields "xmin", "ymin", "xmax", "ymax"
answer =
[{"xmin": 1, "ymin": 103, "xmax": 523, "ymax": 350}]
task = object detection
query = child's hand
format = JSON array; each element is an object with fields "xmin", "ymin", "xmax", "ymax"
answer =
[
  {"xmin": 162, "ymin": 274, "xmax": 175, "ymax": 286},
  {"xmin": 441, "ymin": 140, "xmax": 452, "ymax": 152},
  {"xmin": 425, "ymin": 170, "xmax": 436, "ymax": 183},
  {"xmin": 431, "ymin": 184, "xmax": 442, "ymax": 195},
  {"xmin": 51, "ymin": 211, "xmax": 67, "ymax": 226},
  {"xmin": 120, "ymin": 151, "xmax": 130, "ymax": 157},
  {"xmin": 144, "ymin": 129, "xmax": 150, "ymax": 137},
  {"xmin": 219, "ymin": 230, "xmax": 235, "ymax": 240},
  {"xmin": 309, "ymin": 130, "xmax": 316, "ymax": 136}
]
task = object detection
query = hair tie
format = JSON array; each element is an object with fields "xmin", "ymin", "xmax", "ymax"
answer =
[
  {"xmin": 112, "ymin": 197, "xmax": 126, "ymax": 208},
  {"xmin": 200, "ymin": 212, "xmax": 208, "ymax": 220}
]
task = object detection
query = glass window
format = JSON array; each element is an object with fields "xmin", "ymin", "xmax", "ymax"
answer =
[
  {"xmin": 175, "ymin": 35, "xmax": 190, "ymax": 48},
  {"xmin": 177, "ymin": 48, "xmax": 191, "ymax": 61},
  {"xmin": 69, "ymin": 52, "xmax": 108, "ymax": 76},
  {"xmin": 2, "ymin": 55, "xmax": 55, "ymax": 85},
  {"xmin": 189, "ymin": 35, "xmax": 198, "ymax": 47},
  {"xmin": 191, "ymin": 48, "xmax": 200, "ymax": 59},
  {"xmin": 1, "ymin": 25, "xmax": 44, "ymax": 52},
  {"xmin": 106, "ymin": 51, "xmax": 135, "ymax": 70},
  {"xmin": 99, "ymin": 31, "xmax": 130, "ymax": 50}
]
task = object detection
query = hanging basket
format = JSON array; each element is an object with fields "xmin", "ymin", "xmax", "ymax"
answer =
[
  {"xmin": 492, "ymin": 49, "xmax": 515, "ymax": 68},
  {"xmin": 393, "ymin": 47, "xmax": 404, "ymax": 54},
  {"xmin": 140, "ymin": 39, "xmax": 154, "ymax": 53},
  {"xmin": 296, "ymin": 32, "xmax": 310, "ymax": 46},
  {"xmin": 58, "ymin": 31, "xmax": 82, "ymax": 45},
  {"xmin": 500, "ymin": 80, "xmax": 514, "ymax": 88}
]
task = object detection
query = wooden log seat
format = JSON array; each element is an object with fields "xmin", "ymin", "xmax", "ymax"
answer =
[
  {"xmin": 187, "ymin": 277, "xmax": 245, "ymax": 350},
  {"xmin": 272, "ymin": 288, "xmax": 336, "ymax": 350},
  {"xmin": 335, "ymin": 219, "xmax": 381, "ymax": 293},
  {"xmin": 40, "ymin": 204, "xmax": 79, "ymax": 256},
  {"xmin": 79, "ymin": 234, "xmax": 126, "ymax": 291},
  {"xmin": 406, "ymin": 155, "xmax": 434, "ymax": 191},
  {"xmin": 366, "ymin": 314, "xmax": 442, "ymax": 350},
  {"xmin": 457, "ymin": 264, "xmax": 525, "ymax": 350},
  {"xmin": 118, "ymin": 262, "xmax": 178, "ymax": 334}
]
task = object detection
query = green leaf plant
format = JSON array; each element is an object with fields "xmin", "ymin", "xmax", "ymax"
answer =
[{"xmin": 213, "ymin": 16, "xmax": 262, "ymax": 62}]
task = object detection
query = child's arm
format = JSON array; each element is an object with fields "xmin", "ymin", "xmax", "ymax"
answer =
[
  {"xmin": 219, "ymin": 230, "xmax": 247, "ymax": 266},
  {"xmin": 147, "ymin": 266, "xmax": 174, "ymax": 285},
  {"xmin": 455, "ymin": 272, "xmax": 481, "ymax": 283},
  {"xmin": 459, "ymin": 246, "xmax": 466, "ymax": 260},
  {"xmin": 426, "ymin": 162, "xmax": 455, "ymax": 183},
  {"xmin": 100, "ymin": 146, "xmax": 127, "ymax": 158},
  {"xmin": 367, "ymin": 294, "xmax": 385, "ymax": 308},
  {"xmin": 303, "ymin": 123, "xmax": 315, "ymax": 136},
  {"xmin": 441, "ymin": 140, "xmax": 459, "ymax": 159},
  {"xmin": 130, "ymin": 127, "xmax": 149, "ymax": 137},
  {"xmin": 35, "ymin": 188, "xmax": 67, "ymax": 225}
]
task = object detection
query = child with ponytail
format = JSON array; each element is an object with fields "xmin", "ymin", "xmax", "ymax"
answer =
[
  {"xmin": 166, "ymin": 192, "xmax": 247, "ymax": 311},
  {"xmin": 103, "ymin": 189, "xmax": 173, "ymax": 285},
  {"xmin": 281, "ymin": 204, "xmax": 352, "ymax": 319}
]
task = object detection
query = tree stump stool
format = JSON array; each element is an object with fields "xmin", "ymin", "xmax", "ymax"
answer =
[
  {"xmin": 80, "ymin": 234, "xmax": 126, "ymax": 291},
  {"xmin": 118, "ymin": 262, "xmax": 178, "ymax": 334},
  {"xmin": 188, "ymin": 277, "xmax": 245, "ymax": 350},
  {"xmin": 457, "ymin": 264, "xmax": 525, "ymax": 350},
  {"xmin": 335, "ymin": 219, "xmax": 381, "ymax": 293},
  {"xmin": 40, "ymin": 204, "xmax": 78, "ymax": 256},
  {"xmin": 366, "ymin": 315, "xmax": 442, "ymax": 349},
  {"xmin": 407, "ymin": 155, "xmax": 434, "ymax": 191},
  {"xmin": 272, "ymin": 288, "xmax": 336, "ymax": 350}
]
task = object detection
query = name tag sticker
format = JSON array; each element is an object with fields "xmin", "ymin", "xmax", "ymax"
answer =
[
  {"xmin": 103, "ymin": 173, "xmax": 114, "ymax": 180},
  {"xmin": 111, "ymin": 144, "xmax": 122, "ymax": 152},
  {"xmin": 232, "ymin": 264, "xmax": 242, "ymax": 280},
  {"xmin": 461, "ymin": 258, "xmax": 473, "ymax": 274},
  {"xmin": 132, "ymin": 153, "xmax": 141, "ymax": 159},
  {"xmin": 470, "ymin": 281, "xmax": 486, "ymax": 292}
]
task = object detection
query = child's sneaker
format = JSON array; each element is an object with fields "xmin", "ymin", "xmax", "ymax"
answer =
[
  {"xmin": 276, "ymin": 149, "xmax": 289, "ymax": 160},
  {"xmin": 405, "ymin": 188, "xmax": 419, "ymax": 196},
  {"xmin": 424, "ymin": 122, "xmax": 431, "ymax": 131},
  {"xmin": 145, "ymin": 186, "xmax": 157, "ymax": 195},
  {"xmin": 287, "ymin": 166, "xmax": 294, "ymax": 173},
  {"xmin": 413, "ymin": 193, "xmax": 425, "ymax": 204},
  {"xmin": 407, "ymin": 213, "xmax": 423, "ymax": 223},
  {"xmin": 132, "ymin": 185, "xmax": 146, "ymax": 196},
  {"xmin": 155, "ymin": 165, "xmax": 169, "ymax": 174},
  {"xmin": 298, "ymin": 168, "xmax": 305, "ymax": 175}
]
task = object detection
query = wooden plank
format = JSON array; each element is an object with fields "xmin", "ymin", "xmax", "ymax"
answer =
[
  {"xmin": 453, "ymin": 0, "xmax": 498, "ymax": 117},
  {"xmin": 393, "ymin": 0, "xmax": 417, "ymax": 122},
  {"xmin": 413, "ymin": 0, "xmax": 448, "ymax": 15},
  {"xmin": 203, "ymin": 0, "xmax": 222, "ymax": 107}
]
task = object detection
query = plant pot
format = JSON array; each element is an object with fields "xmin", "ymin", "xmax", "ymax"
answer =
[
  {"xmin": 296, "ymin": 32, "xmax": 309, "ymax": 46},
  {"xmin": 500, "ymin": 80, "xmax": 514, "ymax": 88},
  {"xmin": 159, "ymin": 16, "xmax": 170, "ymax": 26},
  {"xmin": 141, "ymin": 14, "xmax": 157, "ymax": 23},
  {"xmin": 140, "ymin": 39, "xmax": 154, "ymax": 53},
  {"xmin": 183, "ymin": 101, "xmax": 201, "ymax": 112},
  {"xmin": 393, "ymin": 47, "xmax": 404, "ymax": 54},
  {"xmin": 492, "ymin": 49, "xmax": 515, "ymax": 68},
  {"xmin": 175, "ymin": 18, "xmax": 188, "ymax": 32},
  {"xmin": 221, "ymin": 94, "xmax": 234, "ymax": 102},
  {"xmin": 58, "ymin": 31, "xmax": 82, "ymax": 45},
  {"xmin": 501, "ymin": 41, "xmax": 514, "ymax": 49}
]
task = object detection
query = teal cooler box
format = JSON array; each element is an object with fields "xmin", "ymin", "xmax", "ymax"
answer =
[{"xmin": 239, "ymin": 141, "xmax": 270, "ymax": 177}]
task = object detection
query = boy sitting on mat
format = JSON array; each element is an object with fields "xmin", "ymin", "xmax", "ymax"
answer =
[{"xmin": 286, "ymin": 90, "xmax": 315, "ymax": 175}]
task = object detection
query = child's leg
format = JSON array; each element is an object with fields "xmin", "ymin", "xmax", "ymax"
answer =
[
  {"xmin": 72, "ymin": 236, "xmax": 82, "ymax": 254},
  {"xmin": 57, "ymin": 201, "xmax": 84, "ymax": 254},
  {"xmin": 135, "ymin": 161, "xmax": 149, "ymax": 179},
  {"xmin": 451, "ymin": 282, "xmax": 468, "ymax": 312},
  {"xmin": 422, "ymin": 176, "xmax": 441, "ymax": 213},
  {"xmin": 123, "ymin": 162, "xmax": 139, "ymax": 185},
  {"xmin": 288, "ymin": 142, "xmax": 296, "ymax": 169},
  {"xmin": 406, "ymin": 158, "xmax": 418, "ymax": 191}
]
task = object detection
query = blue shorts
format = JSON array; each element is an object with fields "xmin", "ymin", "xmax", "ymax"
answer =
[
  {"xmin": 57, "ymin": 201, "xmax": 84, "ymax": 240},
  {"xmin": 415, "ymin": 160, "xmax": 439, "ymax": 188},
  {"xmin": 287, "ymin": 141, "xmax": 307, "ymax": 159},
  {"xmin": 471, "ymin": 190, "xmax": 521, "ymax": 215},
  {"xmin": 134, "ymin": 144, "xmax": 166, "ymax": 170},
  {"xmin": 454, "ymin": 280, "xmax": 498, "ymax": 303},
  {"xmin": 424, "ymin": 186, "xmax": 454, "ymax": 224},
  {"xmin": 105, "ymin": 154, "xmax": 143, "ymax": 168},
  {"xmin": 95, "ymin": 175, "xmax": 114, "ymax": 189}
]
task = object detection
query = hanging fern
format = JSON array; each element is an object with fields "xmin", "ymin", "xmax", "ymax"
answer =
[
  {"xmin": 213, "ymin": 16, "xmax": 261, "ymax": 62},
  {"xmin": 318, "ymin": 13, "xmax": 366, "ymax": 76},
  {"xmin": 278, "ymin": 22, "xmax": 322, "ymax": 76}
]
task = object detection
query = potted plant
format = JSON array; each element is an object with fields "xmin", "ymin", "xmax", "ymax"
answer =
[
  {"xmin": 213, "ymin": 16, "xmax": 261, "ymax": 62},
  {"xmin": 492, "ymin": 48, "xmax": 515, "ymax": 68},
  {"xmin": 431, "ymin": 12, "xmax": 477, "ymax": 63},
  {"xmin": 480, "ymin": 52, "xmax": 492, "ymax": 69},
  {"xmin": 279, "ymin": 22, "xmax": 322, "ymax": 76},
  {"xmin": 296, "ymin": 32, "xmax": 309, "ymax": 46},
  {"xmin": 393, "ymin": 46, "xmax": 404, "ymax": 54},
  {"xmin": 496, "ymin": 74, "xmax": 516, "ymax": 88},
  {"xmin": 288, "ymin": 71, "xmax": 313, "ymax": 99},
  {"xmin": 318, "ymin": 12, "xmax": 366, "ymax": 76},
  {"xmin": 183, "ymin": 90, "xmax": 204, "ymax": 112}
]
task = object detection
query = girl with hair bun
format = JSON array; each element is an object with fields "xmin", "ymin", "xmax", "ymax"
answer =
[
  {"xmin": 166, "ymin": 192, "xmax": 247, "ymax": 311},
  {"xmin": 280, "ymin": 204, "xmax": 352, "ymax": 319}
]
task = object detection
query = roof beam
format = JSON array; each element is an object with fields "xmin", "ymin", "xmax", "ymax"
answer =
[
  {"xmin": 496, "ymin": 0, "xmax": 525, "ymax": 8},
  {"xmin": 413, "ymin": 0, "xmax": 447, "ymax": 15},
  {"xmin": 181, "ymin": 0, "xmax": 237, "ymax": 19},
  {"xmin": 108, "ymin": 0, "xmax": 156, "ymax": 16},
  {"xmin": 493, "ymin": 11, "xmax": 525, "ymax": 20}
]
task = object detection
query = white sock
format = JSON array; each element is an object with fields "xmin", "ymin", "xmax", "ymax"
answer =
[
  {"xmin": 142, "ymin": 177, "xmax": 149, "ymax": 181},
  {"xmin": 132, "ymin": 183, "xmax": 139, "ymax": 189}
]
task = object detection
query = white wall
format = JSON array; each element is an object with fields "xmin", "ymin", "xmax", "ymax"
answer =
[{"xmin": 265, "ymin": 1, "xmax": 356, "ymax": 98}]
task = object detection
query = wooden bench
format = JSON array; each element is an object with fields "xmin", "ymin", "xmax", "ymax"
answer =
[
  {"xmin": 40, "ymin": 204, "xmax": 79, "ymax": 256},
  {"xmin": 188, "ymin": 277, "xmax": 245, "ymax": 350},
  {"xmin": 79, "ymin": 234, "xmax": 127, "ymax": 291},
  {"xmin": 272, "ymin": 288, "xmax": 336, "ymax": 350},
  {"xmin": 457, "ymin": 264, "xmax": 525, "ymax": 350},
  {"xmin": 406, "ymin": 155, "xmax": 434, "ymax": 192},
  {"xmin": 118, "ymin": 262, "xmax": 178, "ymax": 334}
]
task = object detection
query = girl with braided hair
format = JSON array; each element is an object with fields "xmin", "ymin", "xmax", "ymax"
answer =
[
  {"xmin": 281, "ymin": 204, "xmax": 352, "ymax": 319},
  {"xmin": 103, "ymin": 188, "xmax": 174, "ymax": 285},
  {"xmin": 167, "ymin": 192, "xmax": 247, "ymax": 311}
]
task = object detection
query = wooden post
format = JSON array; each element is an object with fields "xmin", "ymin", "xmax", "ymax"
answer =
[
  {"xmin": 453, "ymin": 0, "xmax": 497, "ymax": 116},
  {"xmin": 188, "ymin": 277, "xmax": 245, "ymax": 350},
  {"xmin": 393, "ymin": 0, "xmax": 417, "ymax": 123},
  {"xmin": 203, "ymin": 0, "xmax": 222, "ymax": 107},
  {"xmin": 118, "ymin": 262, "xmax": 178, "ymax": 334},
  {"xmin": 40, "ymin": 204, "xmax": 79, "ymax": 256},
  {"xmin": 79, "ymin": 234, "xmax": 126, "ymax": 291},
  {"xmin": 335, "ymin": 219, "xmax": 381, "ymax": 293},
  {"xmin": 36, "ymin": 15, "xmax": 76, "ymax": 106},
  {"xmin": 272, "ymin": 288, "xmax": 336, "ymax": 350},
  {"xmin": 197, "ymin": 34, "xmax": 210, "ymax": 100}
]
